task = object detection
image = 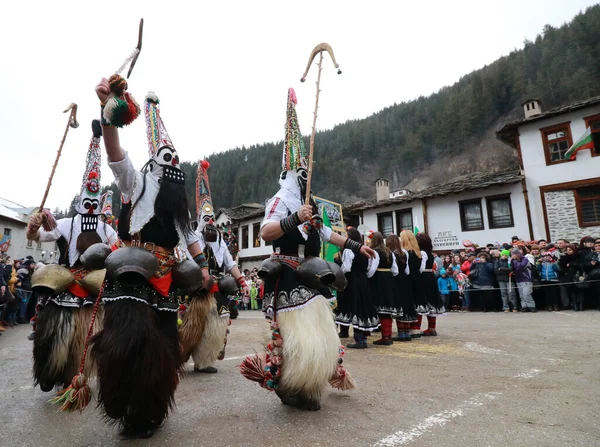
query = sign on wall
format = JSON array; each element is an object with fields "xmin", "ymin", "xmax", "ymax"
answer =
[{"xmin": 432, "ymin": 230, "xmax": 460, "ymax": 250}]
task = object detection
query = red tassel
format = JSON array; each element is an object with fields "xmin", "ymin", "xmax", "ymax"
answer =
[
  {"xmin": 239, "ymin": 353, "xmax": 269, "ymax": 383},
  {"xmin": 49, "ymin": 373, "xmax": 92, "ymax": 413}
]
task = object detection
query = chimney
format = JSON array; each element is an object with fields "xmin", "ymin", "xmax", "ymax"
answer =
[
  {"xmin": 521, "ymin": 98, "xmax": 542, "ymax": 119},
  {"xmin": 375, "ymin": 178, "xmax": 390, "ymax": 202}
]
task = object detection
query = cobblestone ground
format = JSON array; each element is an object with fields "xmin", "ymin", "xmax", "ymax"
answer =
[{"xmin": 1, "ymin": 310, "xmax": 599, "ymax": 446}]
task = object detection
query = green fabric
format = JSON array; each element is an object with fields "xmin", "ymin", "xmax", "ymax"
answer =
[{"xmin": 321, "ymin": 206, "xmax": 339, "ymax": 262}]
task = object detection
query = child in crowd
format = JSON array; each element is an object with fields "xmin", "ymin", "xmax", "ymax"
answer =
[
  {"xmin": 437, "ymin": 268, "xmax": 458, "ymax": 311},
  {"xmin": 495, "ymin": 249, "xmax": 517, "ymax": 312}
]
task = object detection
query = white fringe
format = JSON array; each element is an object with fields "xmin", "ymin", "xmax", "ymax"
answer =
[
  {"xmin": 191, "ymin": 296, "xmax": 229, "ymax": 370},
  {"xmin": 277, "ymin": 296, "xmax": 340, "ymax": 401},
  {"xmin": 115, "ymin": 48, "xmax": 140, "ymax": 75}
]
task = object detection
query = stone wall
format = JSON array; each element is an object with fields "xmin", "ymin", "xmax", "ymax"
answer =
[{"xmin": 545, "ymin": 190, "xmax": 600, "ymax": 242}]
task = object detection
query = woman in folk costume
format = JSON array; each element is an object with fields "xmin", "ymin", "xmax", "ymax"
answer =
[
  {"xmin": 414, "ymin": 232, "xmax": 445, "ymax": 336},
  {"xmin": 386, "ymin": 234, "xmax": 417, "ymax": 342},
  {"xmin": 179, "ymin": 160, "xmax": 248, "ymax": 374},
  {"xmin": 368, "ymin": 232, "xmax": 400, "ymax": 345},
  {"xmin": 26, "ymin": 120, "xmax": 117, "ymax": 392},
  {"xmin": 334, "ymin": 227, "xmax": 380, "ymax": 349},
  {"xmin": 89, "ymin": 78, "xmax": 210, "ymax": 439},
  {"xmin": 400, "ymin": 231, "xmax": 426, "ymax": 339},
  {"xmin": 241, "ymin": 88, "xmax": 375, "ymax": 411}
]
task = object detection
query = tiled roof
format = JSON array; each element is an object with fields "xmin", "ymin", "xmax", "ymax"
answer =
[
  {"xmin": 345, "ymin": 167, "xmax": 523, "ymax": 213},
  {"xmin": 217, "ymin": 203, "xmax": 265, "ymax": 222},
  {"xmin": 496, "ymin": 96, "xmax": 600, "ymax": 147}
]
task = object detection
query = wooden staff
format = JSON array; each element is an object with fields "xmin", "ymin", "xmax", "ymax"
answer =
[
  {"xmin": 300, "ymin": 43, "xmax": 342, "ymax": 205},
  {"xmin": 39, "ymin": 103, "xmax": 79, "ymax": 211}
]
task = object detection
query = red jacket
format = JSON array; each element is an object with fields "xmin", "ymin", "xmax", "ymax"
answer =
[{"xmin": 461, "ymin": 260, "xmax": 472, "ymax": 275}]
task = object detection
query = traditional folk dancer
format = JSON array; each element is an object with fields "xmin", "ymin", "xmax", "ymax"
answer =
[
  {"xmin": 27, "ymin": 120, "xmax": 117, "ymax": 392},
  {"xmin": 415, "ymin": 232, "xmax": 445, "ymax": 336},
  {"xmin": 400, "ymin": 231, "xmax": 426, "ymax": 339},
  {"xmin": 241, "ymin": 88, "xmax": 374, "ymax": 411},
  {"xmin": 179, "ymin": 160, "xmax": 248, "ymax": 374},
  {"xmin": 89, "ymin": 79, "xmax": 210, "ymax": 439},
  {"xmin": 386, "ymin": 234, "xmax": 417, "ymax": 342},
  {"xmin": 367, "ymin": 232, "xmax": 400, "ymax": 345},
  {"xmin": 334, "ymin": 228, "xmax": 380, "ymax": 349}
]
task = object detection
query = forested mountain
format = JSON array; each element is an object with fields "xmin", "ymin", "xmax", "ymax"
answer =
[{"xmin": 68, "ymin": 5, "xmax": 600, "ymax": 218}]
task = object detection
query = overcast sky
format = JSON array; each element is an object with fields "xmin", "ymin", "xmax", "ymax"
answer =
[{"xmin": 1, "ymin": 0, "xmax": 595, "ymax": 211}]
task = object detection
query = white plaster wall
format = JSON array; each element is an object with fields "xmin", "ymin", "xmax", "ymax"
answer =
[
  {"xmin": 518, "ymin": 105, "xmax": 600, "ymax": 239},
  {"xmin": 362, "ymin": 201, "xmax": 424, "ymax": 235},
  {"xmin": 237, "ymin": 216, "xmax": 272, "ymax": 260},
  {"xmin": 0, "ymin": 219, "xmax": 57, "ymax": 262},
  {"xmin": 426, "ymin": 183, "xmax": 529, "ymax": 250}
]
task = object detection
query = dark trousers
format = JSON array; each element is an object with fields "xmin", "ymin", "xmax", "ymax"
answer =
[
  {"xmin": 541, "ymin": 282, "xmax": 560, "ymax": 310},
  {"xmin": 472, "ymin": 287, "xmax": 495, "ymax": 311}
]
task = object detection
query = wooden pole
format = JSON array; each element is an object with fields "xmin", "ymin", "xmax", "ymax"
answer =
[
  {"xmin": 304, "ymin": 52, "xmax": 324, "ymax": 205},
  {"xmin": 39, "ymin": 104, "xmax": 78, "ymax": 210}
]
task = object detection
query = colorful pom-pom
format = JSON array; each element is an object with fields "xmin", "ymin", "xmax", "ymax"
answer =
[
  {"xmin": 177, "ymin": 318, "xmax": 183, "ymax": 326},
  {"xmin": 201, "ymin": 160, "xmax": 210, "ymax": 170}
]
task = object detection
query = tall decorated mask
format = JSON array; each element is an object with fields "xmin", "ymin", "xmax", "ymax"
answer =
[
  {"xmin": 145, "ymin": 92, "xmax": 185, "ymax": 184},
  {"xmin": 76, "ymin": 120, "xmax": 102, "ymax": 231},
  {"xmin": 196, "ymin": 160, "xmax": 218, "ymax": 241}
]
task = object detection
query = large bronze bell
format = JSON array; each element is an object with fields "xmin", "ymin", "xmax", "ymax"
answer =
[
  {"xmin": 171, "ymin": 260, "xmax": 204, "ymax": 292},
  {"xmin": 296, "ymin": 257, "xmax": 335, "ymax": 290},
  {"xmin": 328, "ymin": 261, "xmax": 348, "ymax": 291},
  {"xmin": 80, "ymin": 243, "xmax": 112, "ymax": 270},
  {"xmin": 218, "ymin": 276, "xmax": 238, "ymax": 296},
  {"xmin": 105, "ymin": 247, "xmax": 159, "ymax": 283},
  {"xmin": 80, "ymin": 269, "xmax": 107, "ymax": 296},
  {"xmin": 257, "ymin": 258, "xmax": 282, "ymax": 279},
  {"xmin": 32, "ymin": 264, "xmax": 75, "ymax": 295}
]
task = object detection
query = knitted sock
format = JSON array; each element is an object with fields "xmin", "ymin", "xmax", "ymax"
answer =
[
  {"xmin": 410, "ymin": 315, "xmax": 422, "ymax": 332},
  {"xmin": 381, "ymin": 318, "xmax": 393, "ymax": 339},
  {"xmin": 427, "ymin": 316, "xmax": 437, "ymax": 330}
]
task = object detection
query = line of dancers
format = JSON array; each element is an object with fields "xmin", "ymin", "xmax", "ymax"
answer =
[{"xmin": 335, "ymin": 230, "xmax": 446, "ymax": 348}]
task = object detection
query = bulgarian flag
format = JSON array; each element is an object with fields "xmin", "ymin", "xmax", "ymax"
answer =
[
  {"xmin": 413, "ymin": 216, "xmax": 420, "ymax": 236},
  {"xmin": 565, "ymin": 127, "xmax": 594, "ymax": 160}
]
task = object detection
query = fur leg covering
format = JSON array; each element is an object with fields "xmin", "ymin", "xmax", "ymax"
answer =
[
  {"xmin": 190, "ymin": 295, "xmax": 228, "ymax": 370},
  {"xmin": 33, "ymin": 303, "xmax": 74, "ymax": 392},
  {"xmin": 178, "ymin": 296, "xmax": 210, "ymax": 362},
  {"xmin": 64, "ymin": 306, "xmax": 105, "ymax": 384},
  {"xmin": 91, "ymin": 300, "xmax": 179, "ymax": 431},
  {"xmin": 276, "ymin": 296, "xmax": 340, "ymax": 407}
]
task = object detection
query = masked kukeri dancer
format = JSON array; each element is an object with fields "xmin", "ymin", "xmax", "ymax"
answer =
[
  {"xmin": 90, "ymin": 79, "xmax": 210, "ymax": 438},
  {"xmin": 240, "ymin": 88, "xmax": 374, "ymax": 411},
  {"xmin": 179, "ymin": 160, "xmax": 248, "ymax": 374},
  {"xmin": 26, "ymin": 120, "xmax": 117, "ymax": 392}
]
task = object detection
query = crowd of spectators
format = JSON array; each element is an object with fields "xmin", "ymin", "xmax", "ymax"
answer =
[
  {"xmin": 435, "ymin": 235, "xmax": 600, "ymax": 312},
  {"xmin": 0, "ymin": 255, "xmax": 38, "ymax": 335}
]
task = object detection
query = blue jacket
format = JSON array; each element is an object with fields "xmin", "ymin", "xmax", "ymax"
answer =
[
  {"xmin": 538, "ymin": 262, "xmax": 560, "ymax": 281},
  {"xmin": 437, "ymin": 276, "xmax": 458, "ymax": 295},
  {"xmin": 471, "ymin": 261, "xmax": 496, "ymax": 287}
]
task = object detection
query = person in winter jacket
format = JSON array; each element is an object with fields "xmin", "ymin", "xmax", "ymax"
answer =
[
  {"xmin": 437, "ymin": 268, "xmax": 458, "ymax": 311},
  {"xmin": 460, "ymin": 252, "xmax": 476, "ymax": 310},
  {"xmin": 511, "ymin": 249, "xmax": 536, "ymax": 312},
  {"xmin": 558, "ymin": 244, "xmax": 585, "ymax": 311},
  {"xmin": 538, "ymin": 251, "xmax": 560, "ymax": 311},
  {"xmin": 470, "ymin": 252, "xmax": 497, "ymax": 312},
  {"xmin": 495, "ymin": 249, "xmax": 516, "ymax": 312}
]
